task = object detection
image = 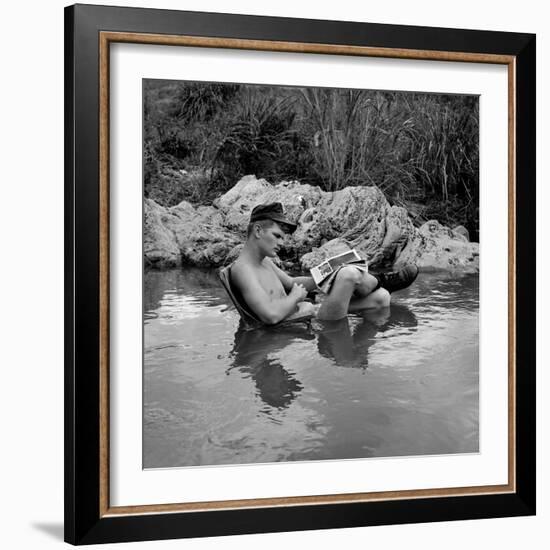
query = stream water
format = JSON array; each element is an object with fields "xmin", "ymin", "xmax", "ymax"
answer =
[{"xmin": 143, "ymin": 268, "xmax": 478, "ymax": 468}]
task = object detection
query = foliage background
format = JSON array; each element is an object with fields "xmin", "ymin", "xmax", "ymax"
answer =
[{"xmin": 144, "ymin": 80, "xmax": 479, "ymax": 239}]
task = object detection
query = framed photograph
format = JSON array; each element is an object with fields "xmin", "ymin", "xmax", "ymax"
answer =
[{"xmin": 65, "ymin": 3, "xmax": 536, "ymax": 545}]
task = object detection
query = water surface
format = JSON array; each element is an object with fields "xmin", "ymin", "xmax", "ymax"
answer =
[{"xmin": 144, "ymin": 268, "xmax": 478, "ymax": 468}]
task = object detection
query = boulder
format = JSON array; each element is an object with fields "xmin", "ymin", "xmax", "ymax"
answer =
[
  {"xmin": 452, "ymin": 225, "xmax": 470, "ymax": 241},
  {"xmin": 143, "ymin": 175, "xmax": 479, "ymax": 273},
  {"xmin": 167, "ymin": 202, "xmax": 240, "ymax": 267},
  {"xmin": 395, "ymin": 220, "xmax": 479, "ymax": 273},
  {"xmin": 144, "ymin": 199, "xmax": 181, "ymax": 268},
  {"xmin": 293, "ymin": 186, "xmax": 388, "ymax": 257},
  {"xmin": 217, "ymin": 175, "xmax": 323, "ymax": 233}
]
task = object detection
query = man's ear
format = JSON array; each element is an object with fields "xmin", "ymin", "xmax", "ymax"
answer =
[{"xmin": 252, "ymin": 222, "xmax": 262, "ymax": 238}]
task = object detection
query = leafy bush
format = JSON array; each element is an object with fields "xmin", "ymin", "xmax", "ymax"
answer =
[
  {"xmin": 143, "ymin": 80, "xmax": 479, "ymax": 238},
  {"xmin": 212, "ymin": 91, "xmax": 299, "ymax": 187}
]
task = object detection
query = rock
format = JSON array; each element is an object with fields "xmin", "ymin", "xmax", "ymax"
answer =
[
  {"xmin": 218, "ymin": 175, "xmax": 323, "ymax": 233},
  {"xmin": 292, "ymin": 186, "xmax": 388, "ymax": 263},
  {"xmin": 143, "ymin": 175, "xmax": 479, "ymax": 273},
  {"xmin": 215, "ymin": 174, "xmax": 273, "ymax": 209},
  {"xmin": 144, "ymin": 199, "xmax": 181, "ymax": 268},
  {"xmin": 395, "ymin": 220, "xmax": 479, "ymax": 273},
  {"xmin": 452, "ymin": 225, "xmax": 470, "ymax": 241},
  {"xmin": 362, "ymin": 205, "xmax": 415, "ymax": 269},
  {"xmin": 167, "ymin": 202, "xmax": 240, "ymax": 267}
]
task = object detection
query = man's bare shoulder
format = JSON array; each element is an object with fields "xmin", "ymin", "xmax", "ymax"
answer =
[
  {"xmin": 233, "ymin": 256, "xmax": 274, "ymax": 273},
  {"xmin": 231, "ymin": 258, "xmax": 259, "ymax": 287}
]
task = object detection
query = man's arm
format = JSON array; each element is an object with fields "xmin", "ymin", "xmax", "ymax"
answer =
[
  {"xmin": 232, "ymin": 264, "xmax": 307, "ymax": 325},
  {"xmin": 266, "ymin": 259, "xmax": 317, "ymax": 292},
  {"xmin": 293, "ymin": 276, "xmax": 317, "ymax": 292}
]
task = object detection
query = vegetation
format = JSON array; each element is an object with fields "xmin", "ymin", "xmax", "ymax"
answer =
[{"xmin": 144, "ymin": 80, "xmax": 479, "ymax": 240}]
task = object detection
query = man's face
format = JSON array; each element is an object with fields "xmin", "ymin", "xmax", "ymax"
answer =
[{"xmin": 257, "ymin": 221, "xmax": 286, "ymax": 257}]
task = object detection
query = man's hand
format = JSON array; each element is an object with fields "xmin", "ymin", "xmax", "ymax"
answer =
[
  {"xmin": 232, "ymin": 263, "xmax": 309, "ymax": 325},
  {"xmin": 289, "ymin": 283, "xmax": 308, "ymax": 303}
]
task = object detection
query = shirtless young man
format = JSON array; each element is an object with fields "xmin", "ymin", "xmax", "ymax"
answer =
[{"xmin": 231, "ymin": 202, "xmax": 418, "ymax": 324}]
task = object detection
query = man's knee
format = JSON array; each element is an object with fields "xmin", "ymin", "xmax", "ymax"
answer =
[
  {"xmin": 371, "ymin": 288, "xmax": 390, "ymax": 307},
  {"xmin": 335, "ymin": 266, "xmax": 362, "ymax": 286}
]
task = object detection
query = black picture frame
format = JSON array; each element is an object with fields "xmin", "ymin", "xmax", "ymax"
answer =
[{"xmin": 65, "ymin": 3, "xmax": 536, "ymax": 545}]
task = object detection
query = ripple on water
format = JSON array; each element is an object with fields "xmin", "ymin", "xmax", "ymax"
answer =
[{"xmin": 143, "ymin": 268, "xmax": 479, "ymax": 468}]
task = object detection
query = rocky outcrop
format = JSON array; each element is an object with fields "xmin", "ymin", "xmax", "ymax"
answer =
[
  {"xmin": 144, "ymin": 199, "xmax": 181, "ymax": 268},
  {"xmin": 411, "ymin": 220, "xmax": 478, "ymax": 272},
  {"xmin": 144, "ymin": 175, "xmax": 479, "ymax": 273},
  {"xmin": 452, "ymin": 225, "xmax": 470, "ymax": 241}
]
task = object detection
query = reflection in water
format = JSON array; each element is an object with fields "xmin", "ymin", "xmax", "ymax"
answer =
[
  {"xmin": 316, "ymin": 306, "xmax": 417, "ymax": 370},
  {"xmin": 228, "ymin": 306, "xmax": 418, "ymax": 410},
  {"xmin": 143, "ymin": 268, "xmax": 479, "ymax": 468},
  {"xmin": 229, "ymin": 322, "xmax": 314, "ymax": 409},
  {"xmin": 144, "ymin": 268, "xmax": 227, "ymax": 317}
]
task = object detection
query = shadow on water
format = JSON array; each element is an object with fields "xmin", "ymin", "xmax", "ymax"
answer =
[
  {"xmin": 316, "ymin": 305, "xmax": 418, "ymax": 370},
  {"xmin": 228, "ymin": 304, "xmax": 418, "ymax": 408},
  {"xmin": 143, "ymin": 268, "xmax": 478, "ymax": 466},
  {"xmin": 229, "ymin": 321, "xmax": 314, "ymax": 409}
]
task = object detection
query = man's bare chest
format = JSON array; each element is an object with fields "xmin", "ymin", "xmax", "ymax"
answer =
[{"xmin": 255, "ymin": 265, "xmax": 286, "ymax": 299}]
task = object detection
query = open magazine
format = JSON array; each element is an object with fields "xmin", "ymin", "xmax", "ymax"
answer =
[{"xmin": 310, "ymin": 249, "xmax": 368, "ymax": 294}]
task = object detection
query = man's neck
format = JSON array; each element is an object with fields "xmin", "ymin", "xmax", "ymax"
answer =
[{"xmin": 241, "ymin": 242, "xmax": 266, "ymax": 266}]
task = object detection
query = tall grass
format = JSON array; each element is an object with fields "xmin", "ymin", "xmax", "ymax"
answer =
[
  {"xmin": 144, "ymin": 80, "xmax": 479, "ymax": 237},
  {"xmin": 212, "ymin": 89, "xmax": 299, "ymax": 188}
]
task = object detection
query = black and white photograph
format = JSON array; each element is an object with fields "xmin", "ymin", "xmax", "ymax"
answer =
[
  {"xmin": 143, "ymin": 79, "xmax": 480, "ymax": 469},
  {"xmin": 1, "ymin": 0, "xmax": 545, "ymax": 545}
]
